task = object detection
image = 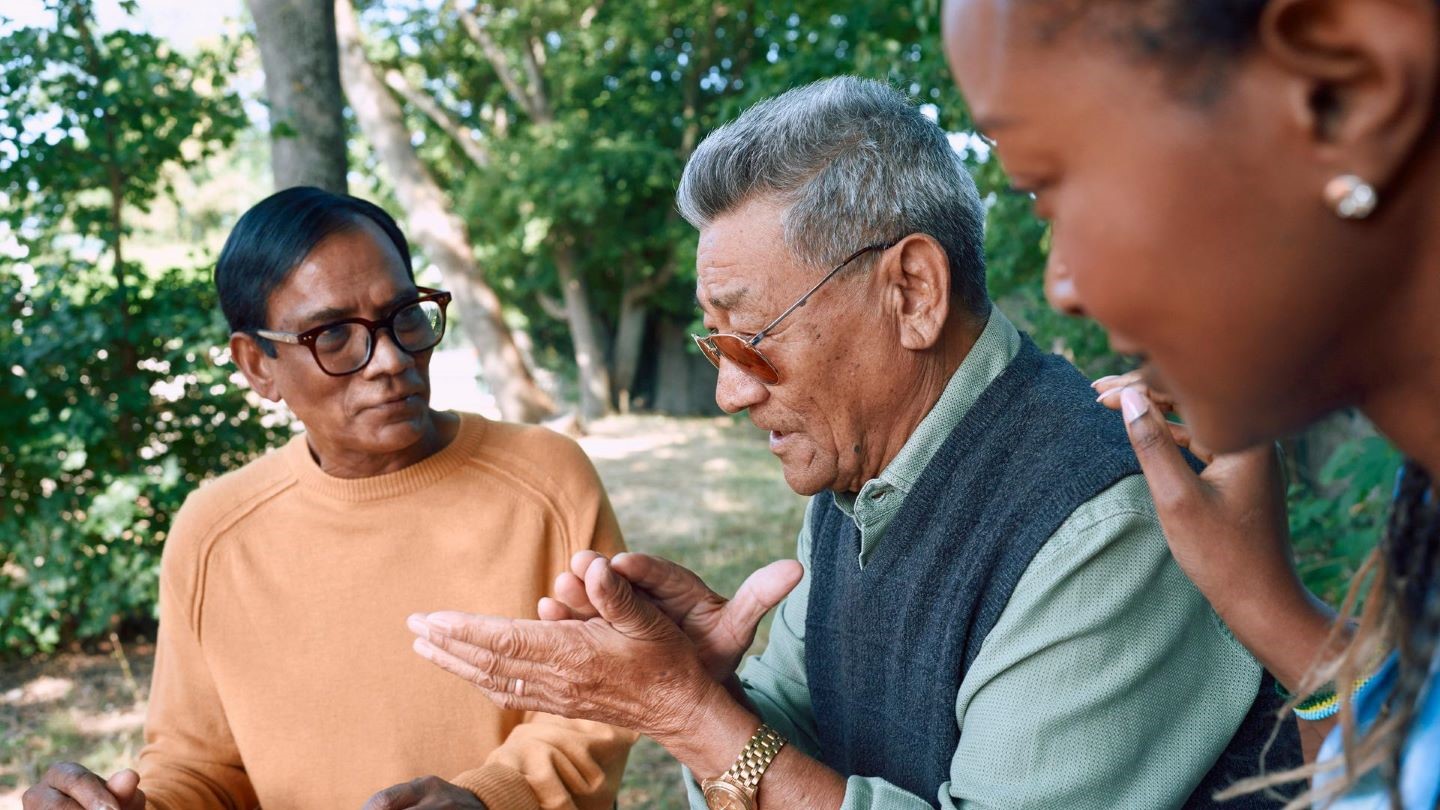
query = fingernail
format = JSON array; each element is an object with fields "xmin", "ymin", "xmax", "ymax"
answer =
[
  {"xmin": 413, "ymin": 637, "xmax": 435, "ymax": 659},
  {"xmin": 406, "ymin": 614, "xmax": 428, "ymax": 636},
  {"xmin": 427, "ymin": 613, "xmax": 455, "ymax": 631},
  {"xmin": 611, "ymin": 552, "xmax": 631, "ymax": 563},
  {"xmin": 1095, "ymin": 389, "xmax": 1118, "ymax": 403},
  {"xmin": 1091, "ymin": 376, "xmax": 1115, "ymax": 389},
  {"xmin": 1120, "ymin": 387, "xmax": 1149, "ymax": 424}
]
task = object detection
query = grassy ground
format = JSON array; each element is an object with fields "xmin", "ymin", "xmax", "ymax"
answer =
[{"xmin": 0, "ymin": 415, "xmax": 805, "ymax": 809}]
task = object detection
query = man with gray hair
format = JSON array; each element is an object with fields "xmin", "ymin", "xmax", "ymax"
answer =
[{"xmin": 407, "ymin": 76, "xmax": 1298, "ymax": 809}]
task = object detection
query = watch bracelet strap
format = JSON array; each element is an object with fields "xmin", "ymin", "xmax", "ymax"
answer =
[{"xmin": 723, "ymin": 723, "xmax": 787, "ymax": 792}]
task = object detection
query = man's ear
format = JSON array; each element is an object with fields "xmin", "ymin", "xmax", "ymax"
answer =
[
  {"xmin": 884, "ymin": 234, "xmax": 951, "ymax": 351},
  {"xmin": 229, "ymin": 332, "xmax": 282, "ymax": 402},
  {"xmin": 1258, "ymin": 0, "xmax": 1439, "ymax": 190}
]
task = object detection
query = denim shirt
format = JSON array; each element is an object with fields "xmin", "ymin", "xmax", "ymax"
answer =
[
  {"xmin": 1315, "ymin": 651, "xmax": 1440, "ymax": 809},
  {"xmin": 1317, "ymin": 465, "xmax": 1440, "ymax": 809}
]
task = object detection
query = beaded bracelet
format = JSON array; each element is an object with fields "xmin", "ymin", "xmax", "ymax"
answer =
[{"xmin": 1278, "ymin": 673, "xmax": 1382, "ymax": 722}]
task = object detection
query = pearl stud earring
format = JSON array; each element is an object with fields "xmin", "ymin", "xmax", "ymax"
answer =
[{"xmin": 1324, "ymin": 174, "xmax": 1378, "ymax": 220}]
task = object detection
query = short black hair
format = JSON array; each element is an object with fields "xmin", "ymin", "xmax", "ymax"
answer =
[
  {"xmin": 1037, "ymin": 1, "xmax": 1440, "ymax": 67},
  {"xmin": 1121, "ymin": 1, "xmax": 1268, "ymax": 61},
  {"xmin": 1022, "ymin": 1, "xmax": 1271, "ymax": 102},
  {"xmin": 1031, "ymin": 1, "xmax": 1266, "ymax": 59},
  {"xmin": 215, "ymin": 186, "xmax": 413, "ymax": 353}
]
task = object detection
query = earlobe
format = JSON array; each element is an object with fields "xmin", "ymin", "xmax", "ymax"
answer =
[
  {"xmin": 229, "ymin": 333, "xmax": 282, "ymax": 402},
  {"xmin": 1260, "ymin": 0, "xmax": 1439, "ymax": 189}
]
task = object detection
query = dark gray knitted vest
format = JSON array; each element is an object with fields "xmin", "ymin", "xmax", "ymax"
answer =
[{"xmin": 804, "ymin": 335, "xmax": 1300, "ymax": 807}]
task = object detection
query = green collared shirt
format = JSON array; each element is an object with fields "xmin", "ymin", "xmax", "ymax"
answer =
[
  {"xmin": 831, "ymin": 306, "xmax": 1025, "ymax": 568},
  {"xmin": 686, "ymin": 309, "xmax": 1261, "ymax": 809}
]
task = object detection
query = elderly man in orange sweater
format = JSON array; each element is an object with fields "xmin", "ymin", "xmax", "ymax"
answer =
[{"xmin": 22, "ymin": 187, "xmax": 634, "ymax": 810}]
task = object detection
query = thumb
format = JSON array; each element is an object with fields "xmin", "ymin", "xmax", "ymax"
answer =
[
  {"xmin": 1119, "ymin": 386, "xmax": 1207, "ymax": 516},
  {"xmin": 723, "ymin": 560, "xmax": 803, "ymax": 641},
  {"xmin": 106, "ymin": 770, "xmax": 145, "ymax": 809},
  {"xmin": 584, "ymin": 557, "xmax": 667, "ymax": 638}
]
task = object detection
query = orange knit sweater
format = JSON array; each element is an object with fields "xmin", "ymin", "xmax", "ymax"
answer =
[{"xmin": 136, "ymin": 413, "xmax": 635, "ymax": 810}]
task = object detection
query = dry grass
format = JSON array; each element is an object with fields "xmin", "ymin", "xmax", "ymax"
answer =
[
  {"xmin": 0, "ymin": 645, "xmax": 153, "ymax": 804},
  {"xmin": 0, "ymin": 415, "xmax": 805, "ymax": 809}
]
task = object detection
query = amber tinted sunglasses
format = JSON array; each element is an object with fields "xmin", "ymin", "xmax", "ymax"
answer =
[{"xmin": 693, "ymin": 242, "xmax": 894, "ymax": 385}]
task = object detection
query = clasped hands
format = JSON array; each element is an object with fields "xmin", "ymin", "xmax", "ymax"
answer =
[{"xmin": 406, "ymin": 550, "xmax": 803, "ymax": 746}]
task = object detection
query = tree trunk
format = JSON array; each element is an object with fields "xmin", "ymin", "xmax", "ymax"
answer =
[
  {"xmin": 612, "ymin": 244, "xmax": 680, "ymax": 413},
  {"xmin": 553, "ymin": 243, "xmax": 611, "ymax": 421},
  {"xmin": 246, "ymin": 0, "xmax": 349, "ymax": 193},
  {"xmin": 107, "ymin": 162, "xmax": 139, "ymax": 464},
  {"xmin": 611, "ymin": 294, "xmax": 648, "ymax": 414},
  {"xmin": 654, "ymin": 318, "xmax": 721, "ymax": 417},
  {"xmin": 75, "ymin": 7, "xmax": 139, "ymax": 462},
  {"xmin": 450, "ymin": 9, "xmax": 613, "ymax": 422},
  {"xmin": 334, "ymin": 0, "xmax": 553, "ymax": 422}
]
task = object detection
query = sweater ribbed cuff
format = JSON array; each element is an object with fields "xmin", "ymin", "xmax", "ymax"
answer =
[{"xmin": 452, "ymin": 763, "xmax": 541, "ymax": 810}]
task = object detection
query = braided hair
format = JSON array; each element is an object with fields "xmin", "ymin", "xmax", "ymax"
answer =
[
  {"xmin": 1373, "ymin": 463, "xmax": 1440, "ymax": 802},
  {"xmin": 1213, "ymin": 462, "xmax": 1438, "ymax": 808}
]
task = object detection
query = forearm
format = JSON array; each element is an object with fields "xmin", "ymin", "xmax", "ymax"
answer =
[
  {"xmin": 474, "ymin": 713, "xmax": 635, "ymax": 810},
  {"xmin": 661, "ymin": 683, "xmax": 846, "ymax": 810},
  {"xmin": 1202, "ymin": 568, "xmax": 1343, "ymax": 694},
  {"xmin": 450, "ymin": 763, "xmax": 543, "ymax": 810},
  {"xmin": 136, "ymin": 763, "xmax": 253, "ymax": 810},
  {"xmin": 1205, "ymin": 581, "xmax": 1347, "ymax": 760},
  {"xmin": 753, "ymin": 748, "xmax": 848, "ymax": 810},
  {"xmin": 139, "ymin": 576, "xmax": 256, "ymax": 809}
]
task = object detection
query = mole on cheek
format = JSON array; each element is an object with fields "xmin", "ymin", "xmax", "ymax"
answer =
[{"xmin": 852, "ymin": 444, "xmax": 861, "ymax": 454}]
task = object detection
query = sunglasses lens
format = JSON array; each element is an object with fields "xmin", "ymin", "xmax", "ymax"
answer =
[
  {"xmin": 708, "ymin": 334, "xmax": 780, "ymax": 385},
  {"xmin": 694, "ymin": 335, "xmax": 723, "ymax": 368}
]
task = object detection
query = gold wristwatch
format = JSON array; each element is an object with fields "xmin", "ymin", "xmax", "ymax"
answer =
[{"xmin": 700, "ymin": 723, "xmax": 787, "ymax": 810}]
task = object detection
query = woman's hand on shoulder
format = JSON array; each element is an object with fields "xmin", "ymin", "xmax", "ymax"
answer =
[{"xmin": 1094, "ymin": 371, "xmax": 1338, "ymax": 692}]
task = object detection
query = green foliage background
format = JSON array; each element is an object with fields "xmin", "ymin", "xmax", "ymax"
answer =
[
  {"xmin": 0, "ymin": 0, "xmax": 1402, "ymax": 659},
  {"xmin": 1, "ymin": 0, "xmax": 284, "ymax": 657}
]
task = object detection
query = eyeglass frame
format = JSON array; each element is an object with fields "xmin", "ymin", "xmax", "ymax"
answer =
[
  {"xmin": 253, "ymin": 286, "xmax": 453, "ymax": 377},
  {"xmin": 692, "ymin": 241, "xmax": 896, "ymax": 385}
]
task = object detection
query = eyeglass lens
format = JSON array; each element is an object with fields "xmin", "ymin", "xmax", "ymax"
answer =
[{"xmin": 315, "ymin": 299, "xmax": 446, "ymax": 374}]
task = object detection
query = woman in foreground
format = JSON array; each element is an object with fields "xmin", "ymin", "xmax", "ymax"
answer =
[{"xmin": 942, "ymin": 0, "xmax": 1439, "ymax": 806}]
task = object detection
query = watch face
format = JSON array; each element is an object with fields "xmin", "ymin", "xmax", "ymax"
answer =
[{"xmin": 703, "ymin": 780, "xmax": 750, "ymax": 810}]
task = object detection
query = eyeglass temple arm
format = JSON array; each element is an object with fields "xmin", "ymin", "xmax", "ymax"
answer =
[
  {"xmin": 749, "ymin": 242, "xmax": 894, "ymax": 345},
  {"xmin": 253, "ymin": 329, "xmax": 301, "ymax": 344}
]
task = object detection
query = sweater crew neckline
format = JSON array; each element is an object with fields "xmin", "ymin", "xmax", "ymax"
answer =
[{"xmin": 284, "ymin": 411, "xmax": 487, "ymax": 502}]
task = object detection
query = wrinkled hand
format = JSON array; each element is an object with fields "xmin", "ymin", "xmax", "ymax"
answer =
[
  {"xmin": 409, "ymin": 556, "xmax": 726, "ymax": 742},
  {"xmin": 361, "ymin": 776, "xmax": 487, "ymax": 810},
  {"xmin": 538, "ymin": 551, "xmax": 803, "ymax": 682},
  {"xmin": 23, "ymin": 764, "xmax": 145, "ymax": 810},
  {"xmin": 1094, "ymin": 371, "xmax": 1336, "ymax": 689}
]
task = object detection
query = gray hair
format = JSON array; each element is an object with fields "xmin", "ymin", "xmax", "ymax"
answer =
[{"xmin": 677, "ymin": 76, "xmax": 989, "ymax": 315}]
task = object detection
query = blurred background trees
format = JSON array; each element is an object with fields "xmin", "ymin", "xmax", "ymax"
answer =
[
  {"xmin": 245, "ymin": 0, "xmax": 349, "ymax": 192},
  {"xmin": 0, "ymin": 0, "xmax": 284, "ymax": 658},
  {"xmin": 0, "ymin": 0, "xmax": 1397, "ymax": 664}
]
